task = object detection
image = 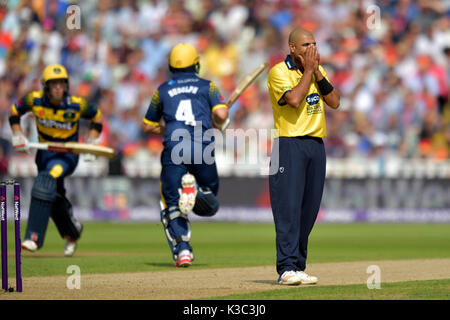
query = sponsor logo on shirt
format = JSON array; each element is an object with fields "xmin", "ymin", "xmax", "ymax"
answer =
[{"xmin": 38, "ymin": 118, "xmax": 74, "ymax": 130}]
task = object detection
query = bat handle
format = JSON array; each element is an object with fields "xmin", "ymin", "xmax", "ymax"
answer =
[
  {"xmin": 27, "ymin": 143, "xmax": 47, "ymax": 150},
  {"xmin": 218, "ymin": 118, "xmax": 230, "ymax": 132}
]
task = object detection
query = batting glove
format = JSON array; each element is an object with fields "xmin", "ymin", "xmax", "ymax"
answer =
[
  {"xmin": 82, "ymin": 137, "xmax": 100, "ymax": 162},
  {"xmin": 214, "ymin": 118, "xmax": 231, "ymax": 132},
  {"xmin": 11, "ymin": 132, "xmax": 30, "ymax": 153}
]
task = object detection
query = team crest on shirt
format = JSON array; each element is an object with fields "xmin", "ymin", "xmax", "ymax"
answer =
[{"xmin": 63, "ymin": 109, "xmax": 77, "ymax": 120}]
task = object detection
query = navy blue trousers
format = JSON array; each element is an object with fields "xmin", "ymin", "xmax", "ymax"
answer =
[
  {"xmin": 160, "ymin": 146, "xmax": 219, "ymax": 208},
  {"xmin": 160, "ymin": 144, "xmax": 219, "ymax": 255},
  {"xmin": 25, "ymin": 151, "xmax": 79, "ymax": 247},
  {"xmin": 269, "ymin": 136, "xmax": 326, "ymax": 275}
]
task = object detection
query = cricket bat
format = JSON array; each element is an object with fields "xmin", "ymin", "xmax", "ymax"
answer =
[
  {"xmin": 226, "ymin": 62, "xmax": 268, "ymax": 108},
  {"xmin": 28, "ymin": 142, "xmax": 115, "ymax": 159}
]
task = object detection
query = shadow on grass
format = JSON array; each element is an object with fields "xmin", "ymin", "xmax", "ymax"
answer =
[
  {"xmin": 21, "ymin": 254, "xmax": 66, "ymax": 258},
  {"xmin": 144, "ymin": 262, "xmax": 210, "ymax": 268}
]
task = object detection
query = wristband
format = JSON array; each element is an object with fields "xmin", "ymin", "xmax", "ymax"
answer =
[
  {"xmin": 89, "ymin": 122, "xmax": 103, "ymax": 133},
  {"xmin": 9, "ymin": 115, "xmax": 21, "ymax": 126},
  {"xmin": 317, "ymin": 77, "xmax": 334, "ymax": 96}
]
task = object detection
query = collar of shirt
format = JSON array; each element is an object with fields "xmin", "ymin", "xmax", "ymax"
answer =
[
  {"xmin": 172, "ymin": 72, "xmax": 197, "ymax": 79},
  {"xmin": 284, "ymin": 55, "xmax": 301, "ymax": 70},
  {"xmin": 44, "ymin": 93, "xmax": 70, "ymax": 109}
]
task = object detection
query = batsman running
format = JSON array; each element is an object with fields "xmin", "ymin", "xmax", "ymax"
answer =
[
  {"xmin": 8, "ymin": 65, "xmax": 104, "ymax": 257},
  {"xmin": 142, "ymin": 43, "xmax": 229, "ymax": 267}
]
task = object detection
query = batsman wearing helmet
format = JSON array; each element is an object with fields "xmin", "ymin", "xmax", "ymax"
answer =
[
  {"xmin": 143, "ymin": 43, "xmax": 229, "ymax": 267},
  {"xmin": 8, "ymin": 65, "xmax": 103, "ymax": 257}
]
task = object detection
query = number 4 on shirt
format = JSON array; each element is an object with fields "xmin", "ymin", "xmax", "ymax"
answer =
[{"xmin": 175, "ymin": 99, "xmax": 196, "ymax": 126}]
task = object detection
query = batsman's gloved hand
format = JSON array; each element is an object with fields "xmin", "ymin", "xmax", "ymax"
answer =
[
  {"xmin": 11, "ymin": 132, "xmax": 30, "ymax": 153},
  {"xmin": 214, "ymin": 118, "xmax": 230, "ymax": 132},
  {"xmin": 82, "ymin": 137, "xmax": 100, "ymax": 162}
]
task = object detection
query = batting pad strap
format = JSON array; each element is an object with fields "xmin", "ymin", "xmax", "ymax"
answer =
[
  {"xmin": 161, "ymin": 208, "xmax": 187, "ymax": 227},
  {"xmin": 175, "ymin": 235, "xmax": 190, "ymax": 243},
  {"xmin": 168, "ymin": 211, "xmax": 182, "ymax": 223},
  {"xmin": 166, "ymin": 232, "xmax": 190, "ymax": 247},
  {"xmin": 161, "ymin": 211, "xmax": 191, "ymax": 247}
]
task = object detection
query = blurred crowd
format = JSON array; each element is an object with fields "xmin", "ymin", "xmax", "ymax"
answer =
[{"xmin": 0, "ymin": 0, "xmax": 449, "ymax": 176}]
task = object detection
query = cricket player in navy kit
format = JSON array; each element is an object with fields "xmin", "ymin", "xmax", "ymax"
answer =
[
  {"xmin": 9, "ymin": 65, "xmax": 103, "ymax": 257},
  {"xmin": 143, "ymin": 43, "xmax": 229, "ymax": 267},
  {"xmin": 268, "ymin": 28, "xmax": 340, "ymax": 285}
]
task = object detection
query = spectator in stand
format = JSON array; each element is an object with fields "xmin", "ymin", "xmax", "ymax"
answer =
[{"xmin": 0, "ymin": 0, "xmax": 449, "ymax": 179}]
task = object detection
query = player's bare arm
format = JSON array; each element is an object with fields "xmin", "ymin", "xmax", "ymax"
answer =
[
  {"xmin": 8, "ymin": 100, "xmax": 25, "ymax": 135},
  {"xmin": 320, "ymin": 80, "xmax": 340, "ymax": 109},
  {"xmin": 313, "ymin": 53, "xmax": 340, "ymax": 109},
  {"xmin": 143, "ymin": 122, "xmax": 165, "ymax": 136},
  {"xmin": 8, "ymin": 107, "xmax": 29, "ymax": 152},
  {"xmin": 283, "ymin": 45, "xmax": 316, "ymax": 108},
  {"xmin": 88, "ymin": 113, "xmax": 103, "ymax": 140},
  {"xmin": 212, "ymin": 107, "xmax": 229, "ymax": 127},
  {"xmin": 9, "ymin": 121, "xmax": 22, "ymax": 135}
]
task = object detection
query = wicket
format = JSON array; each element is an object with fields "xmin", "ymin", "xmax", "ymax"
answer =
[{"xmin": 1, "ymin": 180, "xmax": 22, "ymax": 293}]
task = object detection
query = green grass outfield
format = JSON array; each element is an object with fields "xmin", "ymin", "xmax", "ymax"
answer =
[
  {"xmin": 4, "ymin": 222, "xmax": 450, "ymax": 299},
  {"xmin": 209, "ymin": 279, "xmax": 450, "ymax": 300}
]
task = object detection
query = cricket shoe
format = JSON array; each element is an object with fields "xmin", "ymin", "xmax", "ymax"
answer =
[
  {"xmin": 278, "ymin": 270, "xmax": 302, "ymax": 285},
  {"xmin": 21, "ymin": 240, "xmax": 38, "ymax": 252},
  {"xmin": 64, "ymin": 239, "xmax": 77, "ymax": 257},
  {"xmin": 296, "ymin": 271, "xmax": 318, "ymax": 284},
  {"xmin": 175, "ymin": 249, "xmax": 194, "ymax": 268},
  {"xmin": 178, "ymin": 173, "xmax": 197, "ymax": 215}
]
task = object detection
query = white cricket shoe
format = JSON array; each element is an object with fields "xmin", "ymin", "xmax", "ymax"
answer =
[
  {"xmin": 278, "ymin": 271, "xmax": 302, "ymax": 285},
  {"xmin": 178, "ymin": 173, "xmax": 197, "ymax": 215},
  {"xmin": 175, "ymin": 249, "xmax": 194, "ymax": 268},
  {"xmin": 21, "ymin": 240, "xmax": 38, "ymax": 252},
  {"xmin": 64, "ymin": 239, "xmax": 77, "ymax": 257},
  {"xmin": 296, "ymin": 271, "xmax": 318, "ymax": 284}
]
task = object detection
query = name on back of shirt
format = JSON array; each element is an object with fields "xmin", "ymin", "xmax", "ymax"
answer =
[{"xmin": 168, "ymin": 86, "xmax": 199, "ymax": 97}]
